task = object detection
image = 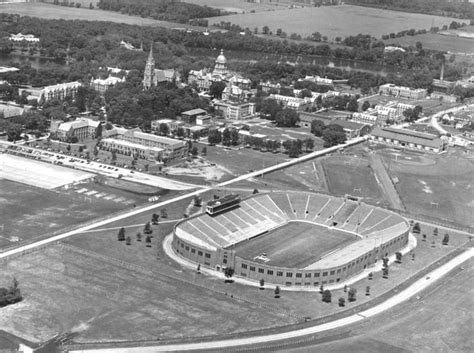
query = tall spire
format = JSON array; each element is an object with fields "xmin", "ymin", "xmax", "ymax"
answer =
[{"xmin": 143, "ymin": 42, "xmax": 156, "ymax": 90}]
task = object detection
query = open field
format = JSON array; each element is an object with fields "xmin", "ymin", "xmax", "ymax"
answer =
[
  {"xmin": 0, "ymin": 154, "xmax": 93, "ymax": 189},
  {"xmin": 206, "ymin": 5, "xmax": 464, "ymax": 40},
  {"xmin": 0, "ymin": 244, "xmax": 297, "ymax": 343},
  {"xmin": 183, "ymin": 0, "xmax": 278, "ymax": 13},
  {"xmin": 283, "ymin": 258, "xmax": 473, "ymax": 353},
  {"xmin": 378, "ymin": 148, "xmax": 474, "ymax": 227},
  {"xmin": 0, "ymin": 3, "xmax": 204, "ymax": 30},
  {"xmin": 321, "ymin": 153, "xmax": 386, "ymax": 206},
  {"xmin": 385, "ymin": 32, "xmax": 474, "ymax": 54},
  {"xmin": 232, "ymin": 221, "xmax": 356, "ymax": 268}
]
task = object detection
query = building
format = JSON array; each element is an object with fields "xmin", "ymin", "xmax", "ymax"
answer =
[
  {"xmin": 90, "ymin": 76, "xmax": 125, "ymax": 94},
  {"xmin": 351, "ymin": 112, "xmax": 380, "ymax": 126},
  {"xmin": 430, "ymin": 92, "xmax": 460, "ymax": 103},
  {"xmin": 120, "ymin": 40, "xmax": 143, "ymax": 51},
  {"xmin": 0, "ymin": 103, "xmax": 25, "ymax": 119},
  {"xmin": 172, "ymin": 192, "xmax": 409, "ymax": 288},
  {"xmin": 214, "ymin": 100, "xmax": 256, "ymax": 120},
  {"xmin": 102, "ymin": 127, "xmax": 188, "ymax": 163},
  {"xmin": 269, "ymin": 94, "xmax": 312, "ymax": 111},
  {"xmin": 181, "ymin": 108, "xmax": 207, "ymax": 124},
  {"xmin": 371, "ymin": 127, "xmax": 446, "ymax": 153},
  {"xmin": 379, "ymin": 83, "xmax": 427, "ymax": 100},
  {"xmin": 298, "ymin": 75, "xmax": 334, "ymax": 86},
  {"xmin": 188, "ymin": 50, "xmax": 251, "ymax": 91},
  {"xmin": 143, "ymin": 45, "xmax": 181, "ymax": 89},
  {"xmin": 40, "ymin": 82, "xmax": 82, "ymax": 102},
  {"xmin": 384, "ymin": 46, "xmax": 406, "ymax": 53},
  {"xmin": 53, "ymin": 118, "xmax": 101, "ymax": 142},
  {"xmin": 9, "ymin": 33, "xmax": 39, "ymax": 43}
]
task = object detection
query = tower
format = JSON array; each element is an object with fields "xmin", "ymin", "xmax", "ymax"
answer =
[
  {"xmin": 143, "ymin": 44, "xmax": 156, "ymax": 89},
  {"xmin": 214, "ymin": 49, "xmax": 228, "ymax": 76}
]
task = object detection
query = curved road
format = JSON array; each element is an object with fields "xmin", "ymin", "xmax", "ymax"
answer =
[{"xmin": 69, "ymin": 247, "xmax": 473, "ymax": 353}]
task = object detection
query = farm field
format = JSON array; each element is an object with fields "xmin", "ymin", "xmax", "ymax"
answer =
[
  {"xmin": 0, "ymin": 3, "xmax": 205, "ymax": 30},
  {"xmin": 378, "ymin": 148, "xmax": 474, "ymax": 227},
  {"xmin": 183, "ymin": 0, "xmax": 278, "ymax": 13},
  {"xmin": 206, "ymin": 5, "xmax": 464, "ymax": 40},
  {"xmin": 385, "ymin": 32, "xmax": 474, "ymax": 54},
  {"xmin": 232, "ymin": 222, "xmax": 356, "ymax": 268}
]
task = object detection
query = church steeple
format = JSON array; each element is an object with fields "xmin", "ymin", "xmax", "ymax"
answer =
[{"xmin": 143, "ymin": 44, "xmax": 155, "ymax": 90}]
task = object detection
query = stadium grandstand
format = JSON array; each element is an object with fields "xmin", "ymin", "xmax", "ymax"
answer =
[{"xmin": 173, "ymin": 192, "xmax": 410, "ymax": 287}]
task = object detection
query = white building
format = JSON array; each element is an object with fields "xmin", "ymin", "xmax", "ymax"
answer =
[
  {"xmin": 40, "ymin": 82, "xmax": 82, "ymax": 102},
  {"xmin": 379, "ymin": 83, "xmax": 427, "ymax": 100},
  {"xmin": 9, "ymin": 33, "xmax": 39, "ymax": 43},
  {"xmin": 91, "ymin": 76, "xmax": 125, "ymax": 94}
]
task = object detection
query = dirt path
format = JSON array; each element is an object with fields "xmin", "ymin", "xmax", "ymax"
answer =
[{"xmin": 369, "ymin": 154, "xmax": 405, "ymax": 211}]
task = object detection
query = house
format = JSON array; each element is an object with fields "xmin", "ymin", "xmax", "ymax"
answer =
[
  {"xmin": 181, "ymin": 108, "xmax": 207, "ymax": 124},
  {"xmin": 370, "ymin": 127, "xmax": 446, "ymax": 153}
]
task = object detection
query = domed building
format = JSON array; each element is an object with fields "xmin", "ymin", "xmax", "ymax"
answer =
[{"xmin": 213, "ymin": 49, "xmax": 228, "ymax": 76}]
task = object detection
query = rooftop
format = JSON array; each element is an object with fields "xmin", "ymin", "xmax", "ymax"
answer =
[{"xmin": 372, "ymin": 126, "xmax": 444, "ymax": 148}]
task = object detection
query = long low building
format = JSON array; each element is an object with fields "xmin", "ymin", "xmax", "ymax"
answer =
[{"xmin": 370, "ymin": 127, "xmax": 446, "ymax": 153}]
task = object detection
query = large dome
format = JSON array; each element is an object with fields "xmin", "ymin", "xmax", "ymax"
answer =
[{"xmin": 216, "ymin": 49, "xmax": 227, "ymax": 64}]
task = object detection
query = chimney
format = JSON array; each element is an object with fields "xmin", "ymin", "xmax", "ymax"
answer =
[{"xmin": 440, "ymin": 62, "xmax": 444, "ymax": 81}]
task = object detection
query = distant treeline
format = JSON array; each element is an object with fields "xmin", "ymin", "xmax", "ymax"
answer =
[
  {"xmin": 346, "ymin": 0, "xmax": 474, "ymax": 20},
  {"xmin": 97, "ymin": 0, "xmax": 223, "ymax": 26}
]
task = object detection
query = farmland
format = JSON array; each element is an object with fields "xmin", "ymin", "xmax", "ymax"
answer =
[
  {"xmin": 206, "ymin": 5, "xmax": 465, "ymax": 40},
  {"xmin": 384, "ymin": 32, "xmax": 474, "ymax": 55},
  {"xmin": 183, "ymin": 0, "xmax": 278, "ymax": 13}
]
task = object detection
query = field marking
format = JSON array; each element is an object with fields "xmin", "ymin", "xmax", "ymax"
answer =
[
  {"xmin": 358, "ymin": 209, "xmax": 374, "ymax": 230},
  {"xmin": 303, "ymin": 195, "xmax": 311, "ymax": 220},
  {"xmin": 286, "ymin": 193, "xmax": 296, "ymax": 215},
  {"xmin": 344, "ymin": 204, "xmax": 361, "ymax": 226}
]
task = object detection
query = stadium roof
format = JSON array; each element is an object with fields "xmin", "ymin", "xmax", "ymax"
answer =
[{"xmin": 372, "ymin": 126, "xmax": 444, "ymax": 149}]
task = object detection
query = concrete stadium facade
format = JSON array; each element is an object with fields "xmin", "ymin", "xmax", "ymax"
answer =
[{"xmin": 172, "ymin": 192, "xmax": 409, "ymax": 288}]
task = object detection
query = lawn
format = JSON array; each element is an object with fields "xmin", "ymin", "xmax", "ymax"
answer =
[
  {"xmin": 321, "ymin": 154, "xmax": 387, "ymax": 206},
  {"xmin": 0, "ymin": 244, "xmax": 297, "ymax": 343},
  {"xmin": 0, "ymin": 179, "xmax": 129, "ymax": 249},
  {"xmin": 232, "ymin": 221, "xmax": 356, "ymax": 268},
  {"xmin": 206, "ymin": 5, "xmax": 464, "ymax": 40},
  {"xmin": 379, "ymin": 148, "xmax": 474, "ymax": 227}
]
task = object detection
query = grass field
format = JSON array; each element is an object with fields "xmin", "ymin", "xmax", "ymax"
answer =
[
  {"xmin": 378, "ymin": 148, "xmax": 474, "ymax": 227},
  {"xmin": 0, "ymin": 3, "xmax": 204, "ymax": 29},
  {"xmin": 183, "ymin": 0, "xmax": 278, "ymax": 13},
  {"xmin": 232, "ymin": 221, "xmax": 356, "ymax": 268},
  {"xmin": 206, "ymin": 5, "xmax": 464, "ymax": 40},
  {"xmin": 385, "ymin": 32, "xmax": 474, "ymax": 54},
  {"xmin": 321, "ymin": 154, "xmax": 387, "ymax": 206},
  {"xmin": 0, "ymin": 244, "xmax": 297, "ymax": 343}
]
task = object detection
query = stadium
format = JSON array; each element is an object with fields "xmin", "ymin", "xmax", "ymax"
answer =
[{"xmin": 172, "ymin": 192, "xmax": 410, "ymax": 287}]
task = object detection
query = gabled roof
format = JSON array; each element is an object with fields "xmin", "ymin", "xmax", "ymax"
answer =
[{"xmin": 372, "ymin": 127, "xmax": 443, "ymax": 148}]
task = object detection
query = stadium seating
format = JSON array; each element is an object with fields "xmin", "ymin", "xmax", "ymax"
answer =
[
  {"xmin": 362, "ymin": 215, "xmax": 404, "ymax": 235},
  {"xmin": 331, "ymin": 201, "xmax": 358, "ymax": 226},
  {"xmin": 313, "ymin": 198, "xmax": 345, "ymax": 223},
  {"xmin": 268, "ymin": 193, "xmax": 295, "ymax": 218},
  {"xmin": 358, "ymin": 209, "xmax": 390, "ymax": 233},
  {"xmin": 288, "ymin": 193, "xmax": 309, "ymax": 219},
  {"xmin": 305, "ymin": 194, "xmax": 330, "ymax": 220},
  {"xmin": 341, "ymin": 204, "xmax": 373, "ymax": 231}
]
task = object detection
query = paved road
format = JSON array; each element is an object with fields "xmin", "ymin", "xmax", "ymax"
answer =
[
  {"xmin": 67, "ymin": 247, "xmax": 474, "ymax": 353},
  {"xmin": 0, "ymin": 137, "xmax": 367, "ymax": 259}
]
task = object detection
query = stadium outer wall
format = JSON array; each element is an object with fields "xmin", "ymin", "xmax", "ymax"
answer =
[{"xmin": 172, "ymin": 193, "xmax": 410, "ymax": 288}]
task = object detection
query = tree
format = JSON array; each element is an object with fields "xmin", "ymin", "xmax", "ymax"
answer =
[
  {"xmin": 191, "ymin": 146, "xmax": 199, "ymax": 157},
  {"xmin": 193, "ymin": 195, "xmax": 202, "ymax": 207},
  {"xmin": 224, "ymin": 267, "xmax": 234, "ymax": 283},
  {"xmin": 322, "ymin": 289, "xmax": 332, "ymax": 303},
  {"xmin": 322, "ymin": 124, "xmax": 346, "ymax": 147},
  {"xmin": 144, "ymin": 221, "xmax": 153, "ymax": 234},
  {"xmin": 348, "ymin": 288, "xmax": 357, "ymax": 302},
  {"xmin": 347, "ymin": 98, "xmax": 358, "ymax": 112},
  {"xmin": 304, "ymin": 138, "xmax": 314, "ymax": 152},
  {"xmin": 201, "ymin": 146, "xmax": 207, "ymax": 156},
  {"xmin": 344, "ymin": 284, "xmax": 347, "ymax": 292},
  {"xmin": 66, "ymin": 144, "xmax": 71, "ymax": 152},
  {"xmin": 413, "ymin": 222, "xmax": 421, "ymax": 234},
  {"xmin": 368, "ymin": 272, "xmax": 373, "ymax": 280},
  {"xmin": 160, "ymin": 209, "xmax": 168, "ymax": 218},
  {"xmin": 365, "ymin": 286, "xmax": 370, "ymax": 296},
  {"xmin": 222, "ymin": 128, "xmax": 232, "ymax": 146},
  {"xmin": 382, "ymin": 267, "xmax": 389, "ymax": 279},
  {"xmin": 274, "ymin": 286, "xmax": 280, "ymax": 298},
  {"xmin": 275, "ymin": 108, "xmax": 299, "ymax": 127},
  {"xmin": 422, "ymin": 233, "xmax": 427, "ymax": 241},
  {"xmin": 319, "ymin": 284, "xmax": 324, "ymax": 293},
  {"xmin": 125, "ymin": 236, "xmax": 131, "ymax": 245},
  {"xmin": 361, "ymin": 100, "xmax": 370, "ymax": 111},
  {"xmin": 260, "ymin": 98, "xmax": 283, "ymax": 121},
  {"xmin": 117, "ymin": 227, "xmax": 125, "ymax": 241},
  {"xmin": 395, "ymin": 252, "xmax": 402, "ymax": 263},
  {"xmin": 208, "ymin": 129, "xmax": 222, "ymax": 145},
  {"xmin": 433, "ymin": 227, "xmax": 439, "ymax": 236},
  {"xmin": 442, "ymin": 233, "xmax": 449, "ymax": 245},
  {"xmin": 259, "ymin": 278, "xmax": 264, "ymax": 290},
  {"xmin": 311, "ymin": 119, "xmax": 326, "ymax": 137},
  {"xmin": 197, "ymin": 263, "xmax": 201, "ymax": 273},
  {"xmin": 145, "ymin": 235, "xmax": 152, "ymax": 247},
  {"xmin": 262, "ymin": 25, "xmax": 270, "ymax": 35},
  {"xmin": 382, "ymin": 257, "xmax": 389, "ymax": 268},
  {"xmin": 151, "ymin": 213, "xmax": 159, "ymax": 225},
  {"xmin": 209, "ymin": 81, "xmax": 226, "ymax": 99},
  {"xmin": 159, "ymin": 123, "xmax": 169, "ymax": 136},
  {"xmin": 136, "ymin": 232, "xmax": 142, "ymax": 241},
  {"xmin": 253, "ymin": 189, "xmax": 259, "ymax": 194}
]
